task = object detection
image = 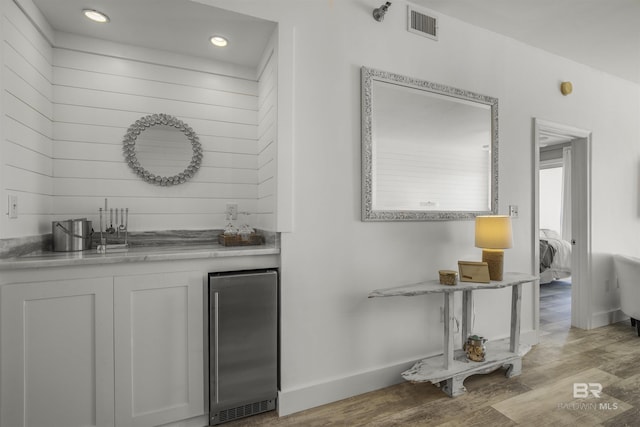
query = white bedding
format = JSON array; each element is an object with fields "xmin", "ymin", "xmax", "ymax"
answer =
[{"xmin": 540, "ymin": 229, "xmax": 572, "ymax": 284}]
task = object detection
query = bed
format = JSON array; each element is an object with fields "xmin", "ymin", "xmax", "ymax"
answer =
[{"xmin": 539, "ymin": 229, "xmax": 572, "ymax": 284}]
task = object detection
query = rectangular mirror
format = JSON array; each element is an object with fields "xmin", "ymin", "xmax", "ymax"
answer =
[{"xmin": 361, "ymin": 67, "xmax": 499, "ymax": 221}]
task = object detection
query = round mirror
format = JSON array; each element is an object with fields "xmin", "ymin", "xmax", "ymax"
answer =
[{"xmin": 123, "ymin": 113, "xmax": 203, "ymax": 185}]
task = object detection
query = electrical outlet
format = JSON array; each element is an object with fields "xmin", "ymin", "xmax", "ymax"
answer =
[
  {"xmin": 226, "ymin": 203, "xmax": 238, "ymax": 220},
  {"xmin": 8, "ymin": 195, "xmax": 17, "ymax": 219},
  {"xmin": 509, "ymin": 205, "xmax": 518, "ymax": 218}
]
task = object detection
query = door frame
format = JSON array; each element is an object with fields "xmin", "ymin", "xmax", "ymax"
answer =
[{"xmin": 532, "ymin": 118, "xmax": 593, "ymax": 336}]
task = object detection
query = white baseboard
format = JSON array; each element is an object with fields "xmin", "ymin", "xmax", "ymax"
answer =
[
  {"xmin": 277, "ymin": 358, "xmax": 418, "ymax": 416},
  {"xmin": 277, "ymin": 329, "xmax": 540, "ymax": 417},
  {"xmin": 591, "ymin": 308, "xmax": 628, "ymax": 329},
  {"xmin": 278, "ymin": 329, "xmax": 539, "ymax": 417}
]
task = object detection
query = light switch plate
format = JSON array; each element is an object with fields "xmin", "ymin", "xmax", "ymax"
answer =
[
  {"xmin": 509, "ymin": 205, "xmax": 518, "ymax": 218},
  {"xmin": 8, "ymin": 195, "xmax": 17, "ymax": 219}
]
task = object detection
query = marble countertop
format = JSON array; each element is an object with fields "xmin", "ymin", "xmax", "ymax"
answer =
[{"xmin": 0, "ymin": 243, "xmax": 280, "ymax": 270}]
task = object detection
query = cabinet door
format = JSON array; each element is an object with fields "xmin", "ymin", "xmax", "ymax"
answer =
[
  {"xmin": 114, "ymin": 271, "xmax": 204, "ymax": 427},
  {"xmin": 0, "ymin": 277, "xmax": 115, "ymax": 427}
]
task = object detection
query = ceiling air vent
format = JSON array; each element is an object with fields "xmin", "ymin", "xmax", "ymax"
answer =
[{"xmin": 407, "ymin": 5, "xmax": 438, "ymax": 41}]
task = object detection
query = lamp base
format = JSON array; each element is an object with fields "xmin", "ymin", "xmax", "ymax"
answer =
[{"xmin": 482, "ymin": 249, "xmax": 504, "ymax": 281}]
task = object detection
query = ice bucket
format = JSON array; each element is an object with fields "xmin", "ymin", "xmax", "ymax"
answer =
[{"xmin": 52, "ymin": 219, "xmax": 93, "ymax": 251}]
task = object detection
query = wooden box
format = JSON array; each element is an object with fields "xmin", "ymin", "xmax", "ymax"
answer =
[
  {"xmin": 458, "ymin": 261, "xmax": 491, "ymax": 283},
  {"xmin": 217, "ymin": 233, "xmax": 264, "ymax": 247}
]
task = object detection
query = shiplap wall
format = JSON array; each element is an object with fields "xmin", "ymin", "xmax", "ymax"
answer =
[
  {"xmin": 51, "ymin": 44, "xmax": 260, "ymax": 233},
  {"xmin": 256, "ymin": 33, "xmax": 277, "ymax": 230},
  {"xmin": 1, "ymin": 0, "xmax": 54, "ymax": 238},
  {"xmin": 1, "ymin": 0, "xmax": 277, "ymax": 238}
]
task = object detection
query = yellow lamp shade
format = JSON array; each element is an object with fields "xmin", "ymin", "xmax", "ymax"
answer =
[{"xmin": 475, "ymin": 215, "xmax": 513, "ymax": 249}]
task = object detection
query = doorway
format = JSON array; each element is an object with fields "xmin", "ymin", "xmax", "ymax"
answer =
[
  {"xmin": 533, "ymin": 119, "xmax": 592, "ymax": 337},
  {"xmin": 539, "ymin": 147, "xmax": 572, "ymax": 329}
]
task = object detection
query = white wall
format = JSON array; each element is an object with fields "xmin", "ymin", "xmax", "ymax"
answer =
[
  {"xmin": 205, "ymin": 0, "xmax": 640, "ymax": 416},
  {"xmin": 50, "ymin": 36, "xmax": 260, "ymax": 232},
  {"xmin": 1, "ymin": 0, "xmax": 278, "ymax": 239},
  {"xmin": 1, "ymin": 0, "xmax": 54, "ymax": 238}
]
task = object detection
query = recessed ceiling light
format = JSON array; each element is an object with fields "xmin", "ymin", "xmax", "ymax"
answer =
[
  {"xmin": 83, "ymin": 9, "xmax": 110, "ymax": 23},
  {"xmin": 210, "ymin": 36, "xmax": 228, "ymax": 47}
]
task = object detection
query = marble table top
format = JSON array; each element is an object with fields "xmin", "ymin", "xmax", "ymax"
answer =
[
  {"xmin": 368, "ymin": 272, "xmax": 538, "ymax": 298},
  {"xmin": 0, "ymin": 243, "xmax": 280, "ymax": 271}
]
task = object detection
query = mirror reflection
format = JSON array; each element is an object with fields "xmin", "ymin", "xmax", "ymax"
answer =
[
  {"xmin": 362, "ymin": 67, "xmax": 499, "ymax": 221},
  {"xmin": 135, "ymin": 125, "xmax": 194, "ymax": 177}
]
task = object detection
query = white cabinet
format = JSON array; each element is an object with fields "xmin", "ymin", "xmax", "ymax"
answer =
[
  {"xmin": 114, "ymin": 272, "xmax": 204, "ymax": 427},
  {"xmin": 1, "ymin": 271, "xmax": 204, "ymax": 427},
  {"xmin": 0, "ymin": 277, "xmax": 115, "ymax": 427}
]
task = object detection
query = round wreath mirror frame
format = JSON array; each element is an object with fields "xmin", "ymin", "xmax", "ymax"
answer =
[{"xmin": 123, "ymin": 113, "xmax": 203, "ymax": 186}]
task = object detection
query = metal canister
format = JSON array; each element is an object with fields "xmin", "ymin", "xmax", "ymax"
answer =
[{"xmin": 52, "ymin": 219, "xmax": 93, "ymax": 251}]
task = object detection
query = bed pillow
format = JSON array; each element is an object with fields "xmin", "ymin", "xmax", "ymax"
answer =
[{"xmin": 540, "ymin": 229, "xmax": 562, "ymax": 240}]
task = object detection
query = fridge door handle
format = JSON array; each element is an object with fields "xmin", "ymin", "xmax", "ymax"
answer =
[{"xmin": 213, "ymin": 291, "xmax": 220, "ymax": 404}]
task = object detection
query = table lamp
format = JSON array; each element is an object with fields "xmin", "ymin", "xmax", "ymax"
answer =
[{"xmin": 475, "ymin": 215, "xmax": 513, "ymax": 281}]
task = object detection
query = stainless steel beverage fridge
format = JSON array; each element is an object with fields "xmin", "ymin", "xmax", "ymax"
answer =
[{"xmin": 208, "ymin": 270, "xmax": 278, "ymax": 425}]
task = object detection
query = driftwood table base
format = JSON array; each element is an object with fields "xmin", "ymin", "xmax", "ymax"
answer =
[
  {"xmin": 369, "ymin": 272, "xmax": 537, "ymax": 397},
  {"xmin": 402, "ymin": 338, "xmax": 530, "ymax": 397}
]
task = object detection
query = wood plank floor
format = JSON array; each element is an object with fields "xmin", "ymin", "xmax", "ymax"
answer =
[{"xmin": 226, "ymin": 280, "xmax": 640, "ymax": 426}]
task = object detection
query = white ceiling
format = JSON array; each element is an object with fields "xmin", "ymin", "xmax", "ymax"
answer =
[
  {"xmin": 411, "ymin": 0, "xmax": 640, "ymax": 84},
  {"xmin": 29, "ymin": 0, "xmax": 276, "ymax": 68},
  {"xmin": 27, "ymin": 0, "xmax": 640, "ymax": 83}
]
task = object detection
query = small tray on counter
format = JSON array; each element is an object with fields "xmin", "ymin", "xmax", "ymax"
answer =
[{"xmin": 217, "ymin": 233, "xmax": 264, "ymax": 247}]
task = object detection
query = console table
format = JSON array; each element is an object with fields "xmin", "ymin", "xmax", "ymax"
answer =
[{"xmin": 368, "ymin": 272, "xmax": 537, "ymax": 397}]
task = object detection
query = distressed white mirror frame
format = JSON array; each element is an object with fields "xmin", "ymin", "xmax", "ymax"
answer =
[
  {"xmin": 123, "ymin": 113, "xmax": 203, "ymax": 186},
  {"xmin": 361, "ymin": 66, "xmax": 499, "ymax": 221}
]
